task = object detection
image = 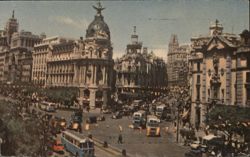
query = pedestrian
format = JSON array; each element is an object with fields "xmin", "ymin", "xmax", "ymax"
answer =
[
  {"xmin": 118, "ymin": 134, "xmax": 123, "ymax": 144},
  {"xmin": 119, "ymin": 125, "xmax": 123, "ymax": 132}
]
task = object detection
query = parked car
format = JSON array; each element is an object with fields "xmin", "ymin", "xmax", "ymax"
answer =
[
  {"xmin": 86, "ymin": 116, "xmax": 97, "ymax": 124},
  {"xmin": 52, "ymin": 140, "xmax": 64, "ymax": 154},
  {"xmin": 184, "ymin": 149, "xmax": 202, "ymax": 157},
  {"xmin": 102, "ymin": 109, "xmax": 111, "ymax": 114},
  {"xmin": 111, "ymin": 111, "xmax": 123, "ymax": 119},
  {"xmin": 97, "ymin": 115, "xmax": 105, "ymax": 121}
]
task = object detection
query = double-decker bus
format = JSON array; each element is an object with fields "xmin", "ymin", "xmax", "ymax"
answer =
[{"xmin": 61, "ymin": 130, "xmax": 95, "ymax": 157}]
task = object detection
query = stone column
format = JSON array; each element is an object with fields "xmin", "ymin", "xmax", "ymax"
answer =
[
  {"xmin": 102, "ymin": 90, "xmax": 108, "ymax": 109},
  {"xmin": 102, "ymin": 67, "xmax": 105, "ymax": 85},
  {"xmin": 89, "ymin": 89, "xmax": 96, "ymax": 109},
  {"xmin": 78, "ymin": 88, "xmax": 84, "ymax": 106}
]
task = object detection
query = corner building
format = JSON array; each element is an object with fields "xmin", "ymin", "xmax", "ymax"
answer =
[
  {"xmin": 46, "ymin": 2, "xmax": 114, "ymax": 109},
  {"xmin": 189, "ymin": 20, "xmax": 250, "ymax": 129},
  {"xmin": 114, "ymin": 27, "xmax": 167, "ymax": 100}
]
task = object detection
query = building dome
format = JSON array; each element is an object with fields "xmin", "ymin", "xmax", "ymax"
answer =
[{"xmin": 86, "ymin": 2, "xmax": 110, "ymax": 40}]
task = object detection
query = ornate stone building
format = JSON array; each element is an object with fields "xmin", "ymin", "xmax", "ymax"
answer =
[
  {"xmin": 167, "ymin": 34, "xmax": 190, "ymax": 86},
  {"xmin": 46, "ymin": 2, "xmax": 114, "ymax": 109},
  {"xmin": 0, "ymin": 30, "xmax": 8, "ymax": 82},
  {"xmin": 4, "ymin": 31, "xmax": 41, "ymax": 83},
  {"xmin": 114, "ymin": 27, "xmax": 167, "ymax": 100},
  {"xmin": 32, "ymin": 36, "xmax": 71, "ymax": 85},
  {"xmin": 189, "ymin": 20, "xmax": 246, "ymax": 128},
  {"xmin": 0, "ymin": 11, "xmax": 41, "ymax": 83},
  {"xmin": 236, "ymin": 30, "xmax": 250, "ymax": 106}
]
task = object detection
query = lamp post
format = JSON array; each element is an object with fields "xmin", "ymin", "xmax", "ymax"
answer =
[
  {"xmin": 176, "ymin": 100, "xmax": 182, "ymax": 143},
  {"xmin": 0, "ymin": 137, "xmax": 2, "ymax": 156}
]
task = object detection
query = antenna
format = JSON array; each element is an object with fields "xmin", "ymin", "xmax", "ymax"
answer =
[
  {"xmin": 12, "ymin": 10, "xmax": 15, "ymax": 18},
  {"xmin": 133, "ymin": 26, "xmax": 136, "ymax": 35}
]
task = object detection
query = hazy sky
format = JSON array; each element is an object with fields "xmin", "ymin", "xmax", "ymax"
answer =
[{"xmin": 0, "ymin": 0, "xmax": 248, "ymax": 60}]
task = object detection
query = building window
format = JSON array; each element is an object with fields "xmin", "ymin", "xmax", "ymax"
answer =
[
  {"xmin": 247, "ymin": 57, "xmax": 250, "ymax": 69},
  {"xmin": 247, "ymin": 72, "xmax": 250, "ymax": 83},
  {"xmin": 197, "ymin": 75, "xmax": 200, "ymax": 84},
  {"xmin": 197, "ymin": 62, "xmax": 200, "ymax": 72}
]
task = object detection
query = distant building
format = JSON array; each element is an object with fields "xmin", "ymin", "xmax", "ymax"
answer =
[
  {"xmin": 114, "ymin": 27, "xmax": 167, "ymax": 100},
  {"xmin": 0, "ymin": 11, "xmax": 41, "ymax": 83},
  {"xmin": 188, "ymin": 20, "xmax": 249, "ymax": 128},
  {"xmin": 167, "ymin": 34, "xmax": 190, "ymax": 86},
  {"xmin": 5, "ymin": 31, "xmax": 41, "ymax": 82},
  {"xmin": 45, "ymin": 2, "xmax": 114, "ymax": 109},
  {"xmin": 0, "ymin": 30, "xmax": 8, "ymax": 82}
]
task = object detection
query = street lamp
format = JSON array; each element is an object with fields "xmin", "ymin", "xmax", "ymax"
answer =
[
  {"xmin": 176, "ymin": 100, "xmax": 182, "ymax": 143},
  {"xmin": 0, "ymin": 137, "xmax": 2, "ymax": 156}
]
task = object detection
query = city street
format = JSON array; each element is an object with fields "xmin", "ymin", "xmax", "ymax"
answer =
[{"xmin": 44, "ymin": 108, "xmax": 188, "ymax": 157}]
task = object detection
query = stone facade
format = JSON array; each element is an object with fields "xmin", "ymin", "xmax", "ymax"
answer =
[
  {"xmin": 167, "ymin": 34, "xmax": 190, "ymax": 86},
  {"xmin": 189, "ymin": 20, "xmax": 247, "ymax": 128},
  {"xmin": 45, "ymin": 2, "xmax": 114, "ymax": 109},
  {"xmin": 32, "ymin": 36, "xmax": 69, "ymax": 85},
  {"xmin": 4, "ymin": 31, "xmax": 41, "ymax": 83},
  {"xmin": 236, "ymin": 30, "xmax": 250, "ymax": 107},
  {"xmin": 114, "ymin": 27, "xmax": 167, "ymax": 100},
  {"xmin": 0, "ymin": 11, "xmax": 41, "ymax": 83},
  {"xmin": 0, "ymin": 31, "xmax": 8, "ymax": 82}
]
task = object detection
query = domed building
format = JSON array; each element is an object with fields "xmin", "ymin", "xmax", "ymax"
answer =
[
  {"xmin": 46, "ymin": 2, "xmax": 114, "ymax": 109},
  {"xmin": 114, "ymin": 27, "xmax": 167, "ymax": 101}
]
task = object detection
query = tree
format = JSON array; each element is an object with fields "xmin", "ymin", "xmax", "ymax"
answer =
[
  {"xmin": 207, "ymin": 105, "xmax": 250, "ymax": 143},
  {"xmin": 0, "ymin": 100, "xmax": 42, "ymax": 156}
]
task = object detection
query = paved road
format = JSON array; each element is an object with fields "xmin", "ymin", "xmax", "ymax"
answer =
[
  {"xmin": 48, "ymin": 108, "xmax": 188, "ymax": 157},
  {"xmin": 0, "ymin": 95, "xmax": 189, "ymax": 157}
]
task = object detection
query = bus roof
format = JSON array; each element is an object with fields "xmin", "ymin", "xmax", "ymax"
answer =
[
  {"xmin": 62, "ymin": 130, "xmax": 93, "ymax": 143},
  {"xmin": 157, "ymin": 104, "xmax": 166, "ymax": 109},
  {"xmin": 134, "ymin": 110, "xmax": 146, "ymax": 114},
  {"xmin": 133, "ymin": 100, "xmax": 142, "ymax": 103},
  {"xmin": 147, "ymin": 115, "xmax": 160, "ymax": 122}
]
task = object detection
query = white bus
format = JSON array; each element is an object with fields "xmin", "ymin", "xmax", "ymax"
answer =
[
  {"xmin": 146, "ymin": 115, "xmax": 161, "ymax": 137},
  {"xmin": 132, "ymin": 110, "xmax": 147, "ymax": 129},
  {"xmin": 39, "ymin": 101, "xmax": 56, "ymax": 112},
  {"xmin": 61, "ymin": 130, "xmax": 95, "ymax": 157}
]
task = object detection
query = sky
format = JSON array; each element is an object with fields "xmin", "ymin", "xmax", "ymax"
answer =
[{"xmin": 0, "ymin": 0, "xmax": 248, "ymax": 61}]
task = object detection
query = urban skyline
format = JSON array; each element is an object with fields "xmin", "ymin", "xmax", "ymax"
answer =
[{"xmin": 0, "ymin": 0, "xmax": 248, "ymax": 61}]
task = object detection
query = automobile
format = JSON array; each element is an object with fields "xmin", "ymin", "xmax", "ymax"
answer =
[
  {"xmin": 111, "ymin": 111, "xmax": 123, "ymax": 119},
  {"xmin": 52, "ymin": 140, "xmax": 64, "ymax": 154},
  {"xmin": 102, "ymin": 109, "xmax": 112, "ymax": 114},
  {"xmin": 184, "ymin": 149, "xmax": 202, "ymax": 157},
  {"xmin": 97, "ymin": 115, "xmax": 105, "ymax": 121},
  {"xmin": 67, "ymin": 121, "xmax": 81, "ymax": 132},
  {"xmin": 70, "ymin": 111, "xmax": 83, "ymax": 123},
  {"xmin": 86, "ymin": 116, "xmax": 97, "ymax": 124}
]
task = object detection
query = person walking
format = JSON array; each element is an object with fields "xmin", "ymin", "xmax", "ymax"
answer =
[{"xmin": 118, "ymin": 134, "xmax": 123, "ymax": 144}]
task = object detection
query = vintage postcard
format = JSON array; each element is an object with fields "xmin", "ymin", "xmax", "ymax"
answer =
[{"xmin": 0, "ymin": 0, "xmax": 249, "ymax": 157}]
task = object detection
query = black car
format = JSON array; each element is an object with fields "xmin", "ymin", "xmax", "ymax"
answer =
[
  {"xmin": 86, "ymin": 116, "xmax": 97, "ymax": 124},
  {"xmin": 184, "ymin": 149, "xmax": 202, "ymax": 157}
]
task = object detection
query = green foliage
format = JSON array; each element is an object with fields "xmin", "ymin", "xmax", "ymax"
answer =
[
  {"xmin": 0, "ymin": 100, "xmax": 42, "ymax": 156},
  {"xmin": 208, "ymin": 105, "xmax": 250, "ymax": 125},
  {"xmin": 207, "ymin": 105, "xmax": 250, "ymax": 139},
  {"xmin": 43, "ymin": 87, "xmax": 78, "ymax": 105}
]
